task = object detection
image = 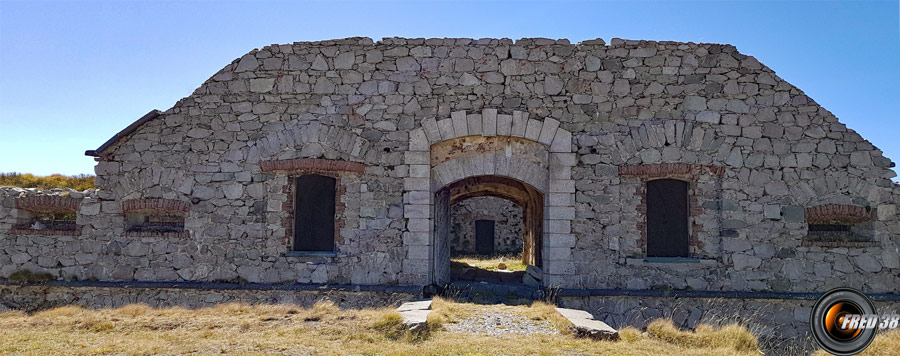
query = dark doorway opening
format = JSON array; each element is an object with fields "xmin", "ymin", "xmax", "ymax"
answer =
[
  {"xmin": 474, "ymin": 220, "xmax": 496, "ymax": 254},
  {"xmin": 293, "ymin": 174, "xmax": 336, "ymax": 252},
  {"xmin": 646, "ymin": 179, "xmax": 689, "ymax": 258}
]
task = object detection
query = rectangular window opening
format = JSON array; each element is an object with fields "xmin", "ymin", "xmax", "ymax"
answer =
[
  {"xmin": 646, "ymin": 179, "xmax": 690, "ymax": 258},
  {"xmin": 293, "ymin": 175, "xmax": 337, "ymax": 252}
]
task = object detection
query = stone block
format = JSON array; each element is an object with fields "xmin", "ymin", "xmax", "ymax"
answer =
[
  {"xmin": 466, "ymin": 114, "xmax": 482, "ymax": 136},
  {"xmin": 546, "ymin": 247, "xmax": 572, "ymax": 260},
  {"xmin": 482, "ymin": 108, "xmax": 497, "ymax": 136},
  {"xmin": 451, "ymin": 111, "xmax": 468, "ymax": 137},
  {"xmin": 548, "ymin": 206, "xmax": 576, "ymax": 220},
  {"xmin": 407, "ymin": 245, "xmax": 430, "ymax": 259},
  {"xmin": 764, "ymin": 205, "xmax": 782, "ymax": 219},
  {"xmin": 409, "ymin": 164, "xmax": 430, "ymax": 178},
  {"xmin": 409, "ymin": 128, "xmax": 428, "ymax": 151},
  {"xmin": 403, "ymin": 178, "xmax": 430, "ymax": 191},
  {"xmin": 877, "ymin": 204, "xmax": 896, "ymax": 221},
  {"xmin": 421, "ymin": 117, "xmax": 441, "ymax": 142},
  {"xmin": 402, "ymin": 259, "xmax": 431, "ymax": 275},
  {"xmin": 524, "ymin": 119, "xmax": 543, "ymax": 141},
  {"xmin": 548, "ymin": 193, "xmax": 574, "ymax": 206},
  {"xmin": 546, "ymin": 233, "xmax": 576, "ymax": 247},
  {"xmin": 550, "ymin": 129, "xmax": 572, "ymax": 153},
  {"xmin": 404, "ymin": 204, "xmax": 431, "ymax": 218},
  {"xmin": 437, "ymin": 118, "xmax": 455, "ymax": 140},
  {"xmin": 403, "ymin": 232, "xmax": 430, "ymax": 246},
  {"xmin": 538, "ymin": 117, "xmax": 561, "ymax": 145},
  {"xmin": 497, "ymin": 114, "xmax": 513, "ymax": 136},
  {"xmin": 404, "ymin": 191, "xmax": 431, "ymax": 205},
  {"xmin": 404, "ymin": 151, "xmax": 430, "ymax": 165},
  {"xmin": 550, "ymin": 179, "xmax": 576, "ymax": 193},
  {"xmin": 551, "ymin": 153, "xmax": 577, "ymax": 167},
  {"xmin": 782, "ymin": 206, "xmax": 805, "ymax": 223},
  {"xmin": 406, "ymin": 218, "xmax": 431, "ymax": 232},
  {"xmin": 511, "ymin": 111, "xmax": 528, "ymax": 137}
]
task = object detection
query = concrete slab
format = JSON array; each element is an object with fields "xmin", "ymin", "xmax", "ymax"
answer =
[
  {"xmin": 397, "ymin": 299, "xmax": 433, "ymax": 333},
  {"xmin": 397, "ymin": 299, "xmax": 432, "ymax": 312},
  {"xmin": 556, "ymin": 307, "xmax": 619, "ymax": 341}
]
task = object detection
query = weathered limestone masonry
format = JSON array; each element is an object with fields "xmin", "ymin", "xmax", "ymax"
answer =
[
  {"xmin": 1, "ymin": 37, "xmax": 898, "ymax": 296},
  {"xmin": 450, "ymin": 196, "xmax": 523, "ymax": 254},
  {"xmin": 0, "ymin": 283, "xmax": 416, "ymax": 311}
]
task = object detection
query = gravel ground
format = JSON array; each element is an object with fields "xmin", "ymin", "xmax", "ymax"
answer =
[{"xmin": 443, "ymin": 310, "xmax": 559, "ymax": 336}]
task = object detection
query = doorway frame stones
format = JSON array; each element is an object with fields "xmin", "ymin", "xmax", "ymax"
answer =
[{"xmin": 402, "ymin": 109, "xmax": 578, "ymax": 288}]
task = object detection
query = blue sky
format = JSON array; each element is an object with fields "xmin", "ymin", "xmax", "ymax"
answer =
[{"xmin": 1, "ymin": 0, "xmax": 898, "ymax": 178}]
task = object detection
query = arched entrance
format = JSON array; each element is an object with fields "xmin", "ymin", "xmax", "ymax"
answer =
[
  {"xmin": 403, "ymin": 109, "xmax": 578, "ymax": 288},
  {"xmin": 436, "ymin": 175, "xmax": 544, "ymax": 284}
]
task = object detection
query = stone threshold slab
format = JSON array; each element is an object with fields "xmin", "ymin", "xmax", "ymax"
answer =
[
  {"xmin": 397, "ymin": 299, "xmax": 432, "ymax": 332},
  {"xmin": 556, "ymin": 307, "xmax": 619, "ymax": 341}
]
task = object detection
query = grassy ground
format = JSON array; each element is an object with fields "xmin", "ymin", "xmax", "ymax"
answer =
[
  {"xmin": 0, "ymin": 298, "xmax": 768, "ymax": 356},
  {"xmin": 1, "ymin": 298, "xmax": 896, "ymax": 355},
  {"xmin": 0, "ymin": 172, "xmax": 95, "ymax": 190},
  {"xmin": 451, "ymin": 253, "xmax": 528, "ymax": 272}
]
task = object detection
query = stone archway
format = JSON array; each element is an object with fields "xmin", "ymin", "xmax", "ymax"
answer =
[
  {"xmin": 436, "ymin": 176, "xmax": 544, "ymax": 284},
  {"xmin": 403, "ymin": 109, "xmax": 578, "ymax": 288}
]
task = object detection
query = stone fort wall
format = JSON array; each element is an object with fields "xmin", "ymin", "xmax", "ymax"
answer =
[
  {"xmin": 450, "ymin": 196, "xmax": 523, "ymax": 255},
  {"xmin": 0, "ymin": 37, "xmax": 898, "ymax": 293}
]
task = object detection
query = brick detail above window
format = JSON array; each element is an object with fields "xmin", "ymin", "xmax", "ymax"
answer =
[
  {"xmin": 8, "ymin": 226, "xmax": 83, "ymax": 237},
  {"xmin": 805, "ymin": 204, "xmax": 875, "ymax": 224},
  {"xmin": 15, "ymin": 196, "xmax": 80, "ymax": 213},
  {"xmin": 260, "ymin": 158, "xmax": 367, "ymax": 174},
  {"xmin": 122, "ymin": 199, "xmax": 190, "ymax": 214},
  {"xmin": 124, "ymin": 231, "xmax": 190, "ymax": 238},
  {"xmin": 618, "ymin": 163, "xmax": 724, "ymax": 178},
  {"xmin": 801, "ymin": 240, "xmax": 879, "ymax": 248}
]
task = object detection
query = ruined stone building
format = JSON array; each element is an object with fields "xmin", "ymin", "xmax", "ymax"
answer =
[{"xmin": 2, "ymin": 37, "xmax": 899, "ymax": 296}]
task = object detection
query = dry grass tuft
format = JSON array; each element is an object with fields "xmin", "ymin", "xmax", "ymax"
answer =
[
  {"xmin": 519, "ymin": 301, "xmax": 574, "ymax": 335},
  {"xmin": 647, "ymin": 319, "xmax": 759, "ymax": 352},
  {"xmin": 8, "ymin": 270, "xmax": 56, "ymax": 283},
  {"xmin": 618, "ymin": 326, "xmax": 644, "ymax": 343},
  {"xmin": 427, "ymin": 296, "xmax": 474, "ymax": 329}
]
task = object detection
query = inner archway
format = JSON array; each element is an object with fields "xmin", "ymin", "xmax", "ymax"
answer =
[{"xmin": 434, "ymin": 175, "xmax": 543, "ymax": 285}]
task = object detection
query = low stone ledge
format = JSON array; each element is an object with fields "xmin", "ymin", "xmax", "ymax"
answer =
[
  {"xmin": 0, "ymin": 279, "xmax": 422, "ymax": 294},
  {"xmin": 0, "ymin": 282, "xmax": 420, "ymax": 311},
  {"xmin": 558, "ymin": 288, "xmax": 900, "ymax": 301},
  {"xmin": 556, "ymin": 307, "xmax": 619, "ymax": 340}
]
